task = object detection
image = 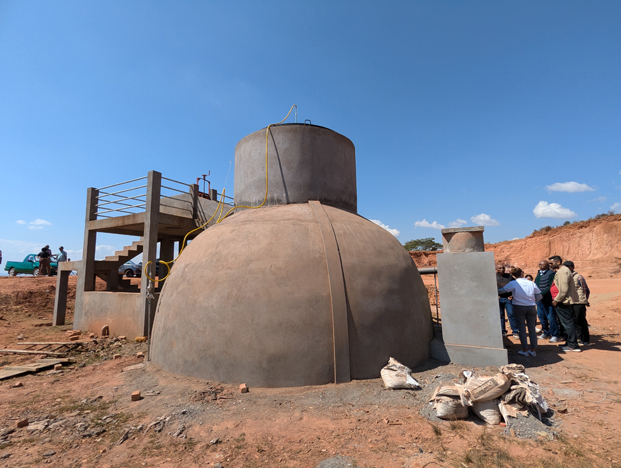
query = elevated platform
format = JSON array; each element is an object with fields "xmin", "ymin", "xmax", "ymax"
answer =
[{"xmin": 54, "ymin": 170, "xmax": 233, "ymax": 337}]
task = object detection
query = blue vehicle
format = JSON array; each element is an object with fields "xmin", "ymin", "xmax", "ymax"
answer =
[{"xmin": 4, "ymin": 254, "xmax": 58, "ymax": 276}]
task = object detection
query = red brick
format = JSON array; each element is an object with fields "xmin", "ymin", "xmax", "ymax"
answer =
[
  {"xmin": 136, "ymin": 352, "xmax": 144, "ymax": 358},
  {"xmin": 16, "ymin": 419, "xmax": 28, "ymax": 428},
  {"xmin": 54, "ymin": 364, "xmax": 62, "ymax": 370},
  {"xmin": 239, "ymin": 383, "xmax": 249, "ymax": 393},
  {"xmin": 113, "ymin": 354, "xmax": 121, "ymax": 360},
  {"xmin": 131, "ymin": 391, "xmax": 141, "ymax": 401}
]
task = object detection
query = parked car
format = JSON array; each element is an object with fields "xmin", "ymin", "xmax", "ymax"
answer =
[
  {"xmin": 4, "ymin": 254, "xmax": 58, "ymax": 276},
  {"xmin": 118, "ymin": 261, "xmax": 141, "ymax": 278}
]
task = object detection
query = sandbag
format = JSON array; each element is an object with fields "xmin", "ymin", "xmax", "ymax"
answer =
[
  {"xmin": 500, "ymin": 364, "xmax": 549, "ymax": 416},
  {"xmin": 431, "ymin": 382, "xmax": 461, "ymax": 399},
  {"xmin": 434, "ymin": 397, "xmax": 469, "ymax": 420},
  {"xmin": 460, "ymin": 372, "xmax": 511, "ymax": 406},
  {"xmin": 472, "ymin": 399, "xmax": 502, "ymax": 425},
  {"xmin": 380, "ymin": 357, "xmax": 420, "ymax": 389}
]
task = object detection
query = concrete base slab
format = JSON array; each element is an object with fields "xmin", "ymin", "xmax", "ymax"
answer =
[
  {"xmin": 445, "ymin": 343, "xmax": 507, "ymax": 367},
  {"xmin": 430, "ymin": 336, "xmax": 507, "ymax": 367}
]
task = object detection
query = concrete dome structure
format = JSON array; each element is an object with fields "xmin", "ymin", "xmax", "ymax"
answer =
[{"xmin": 151, "ymin": 124, "xmax": 433, "ymax": 387}]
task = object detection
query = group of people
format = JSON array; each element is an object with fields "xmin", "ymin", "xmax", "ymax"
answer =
[
  {"xmin": 496, "ymin": 255, "xmax": 590, "ymax": 357},
  {"xmin": 36, "ymin": 245, "xmax": 68, "ymax": 276}
]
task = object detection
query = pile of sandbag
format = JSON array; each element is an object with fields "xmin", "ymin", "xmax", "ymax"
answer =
[{"xmin": 429, "ymin": 364, "xmax": 548, "ymax": 425}]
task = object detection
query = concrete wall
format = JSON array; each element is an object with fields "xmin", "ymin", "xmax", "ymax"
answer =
[
  {"xmin": 436, "ymin": 252, "xmax": 507, "ymax": 367},
  {"xmin": 234, "ymin": 124, "xmax": 357, "ymax": 213},
  {"xmin": 163, "ymin": 193, "xmax": 231, "ymax": 226},
  {"xmin": 74, "ymin": 291, "xmax": 159, "ymax": 338}
]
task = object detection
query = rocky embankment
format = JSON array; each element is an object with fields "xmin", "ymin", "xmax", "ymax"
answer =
[{"xmin": 410, "ymin": 214, "xmax": 621, "ymax": 278}]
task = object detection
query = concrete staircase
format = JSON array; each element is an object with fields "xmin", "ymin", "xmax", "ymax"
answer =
[
  {"xmin": 94, "ymin": 238, "xmax": 144, "ymax": 291},
  {"xmin": 103, "ymin": 238, "xmax": 144, "ymax": 264}
]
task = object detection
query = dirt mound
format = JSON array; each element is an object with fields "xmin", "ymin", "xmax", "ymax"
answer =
[
  {"xmin": 408, "ymin": 214, "xmax": 621, "ymax": 279},
  {"xmin": 487, "ymin": 214, "xmax": 621, "ymax": 278},
  {"xmin": 409, "ymin": 250, "xmax": 440, "ymax": 268}
]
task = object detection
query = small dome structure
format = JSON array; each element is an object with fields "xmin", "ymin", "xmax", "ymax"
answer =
[{"xmin": 151, "ymin": 124, "xmax": 433, "ymax": 387}]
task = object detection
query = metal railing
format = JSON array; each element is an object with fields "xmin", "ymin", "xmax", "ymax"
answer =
[
  {"xmin": 95, "ymin": 177, "xmax": 148, "ymax": 218},
  {"xmin": 94, "ymin": 174, "xmax": 196, "ymax": 219},
  {"xmin": 159, "ymin": 176, "xmax": 194, "ymax": 217}
]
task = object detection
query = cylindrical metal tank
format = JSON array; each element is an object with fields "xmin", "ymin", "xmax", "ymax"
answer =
[{"xmin": 151, "ymin": 124, "xmax": 433, "ymax": 387}]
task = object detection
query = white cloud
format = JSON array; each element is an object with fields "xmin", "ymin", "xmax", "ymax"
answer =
[
  {"xmin": 545, "ymin": 182, "xmax": 595, "ymax": 193},
  {"xmin": 0, "ymin": 239, "xmax": 44, "ymax": 255},
  {"xmin": 370, "ymin": 219, "xmax": 400, "ymax": 238},
  {"xmin": 21, "ymin": 219, "xmax": 52, "ymax": 229},
  {"xmin": 30, "ymin": 219, "xmax": 52, "ymax": 226},
  {"xmin": 533, "ymin": 201, "xmax": 577, "ymax": 219},
  {"xmin": 448, "ymin": 218, "xmax": 467, "ymax": 228},
  {"xmin": 470, "ymin": 213, "xmax": 500, "ymax": 226},
  {"xmin": 591, "ymin": 196, "xmax": 607, "ymax": 203},
  {"xmin": 611, "ymin": 202, "xmax": 621, "ymax": 213},
  {"xmin": 414, "ymin": 219, "xmax": 445, "ymax": 230}
]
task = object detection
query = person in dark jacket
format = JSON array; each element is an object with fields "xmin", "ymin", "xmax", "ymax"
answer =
[
  {"xmin": 497, "ymin": 263, "xmax": 519, "ymax": 336},
  {"xmin": 37, "ymin": 245, "xmax": 52, "ymax": 276},
  {"xmin": 534, "ymin": 259, "xmax": 561, "ymax": 342}
]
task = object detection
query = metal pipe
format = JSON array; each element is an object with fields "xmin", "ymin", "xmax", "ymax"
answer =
[
  {"xmin": 160, "ymin": 185, "xmax": 188, "ymax": 194},
  {"xmin": 434, "ymin": 273, "xmax": 439, "ymax": 324},
  {"xmin": 95, "ymin": 194, "xmax": 147, "ymax": 208},
  {"xmin": 98, "ymin": 185, "xmax": 148, "ymax": 198},
  {"xmin": 96, "ymin": 203, "xmax": 147, "ymax": 215},
  {"xmin": 417, "ymin": 267, "xmax": 438, "ymax": 275},
  {"xmin": 162, "ymin": 177, "xmax": 191, "ymax": 187},
  {"xmin": 97, "ymin": 176, "xmax": 147, "ymax": 191}
]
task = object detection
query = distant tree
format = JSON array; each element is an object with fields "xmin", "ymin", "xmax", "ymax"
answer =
[
  {"xmin": 563, "ymin": 221, "xmax": 571, "ymax": 226},
  {"xmin": 403, "ymin": 238, "xmax": 442, "ymax": 251}
]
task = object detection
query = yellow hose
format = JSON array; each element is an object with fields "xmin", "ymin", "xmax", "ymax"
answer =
[
  {"xmin": 143, "ymin": 195, "xmax": 225, "ymax": 282},
  {"xmin": 143, "ymin": 105, "xmax": 296, "ymax": 282}
]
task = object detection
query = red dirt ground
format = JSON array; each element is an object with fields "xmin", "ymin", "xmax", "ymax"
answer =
[{"xmin": 1, "ymin": 274, "xmax": 620, "ymax": 467}]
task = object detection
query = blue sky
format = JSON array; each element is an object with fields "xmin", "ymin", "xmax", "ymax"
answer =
[{"xmin": 1, "ymin": 1, "xmax": 620, "ymax": 272}]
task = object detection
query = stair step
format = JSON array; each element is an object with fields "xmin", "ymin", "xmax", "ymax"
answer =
[{"xmin": 103, "ymin": 239, "xmax": 144, "ymax": 263}]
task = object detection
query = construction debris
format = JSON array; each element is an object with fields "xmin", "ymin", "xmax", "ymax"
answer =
[
  {"xmin": 429, "ymin": 366, "xmax": 548, "ymax": 426},
  {"xmin": 0, "ymin": 358, "xmax": 72, "ymax": 381}
]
